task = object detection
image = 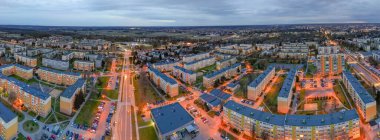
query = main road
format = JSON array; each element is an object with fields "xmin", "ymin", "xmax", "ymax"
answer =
[{"xmin": 112, "ymin": 49, "xmax": 136, "ymax": 140}]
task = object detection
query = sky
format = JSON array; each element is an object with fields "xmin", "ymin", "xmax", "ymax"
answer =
[{"xmin": 1, "ymin": 0, "xmax": 380, "ymax": 26}]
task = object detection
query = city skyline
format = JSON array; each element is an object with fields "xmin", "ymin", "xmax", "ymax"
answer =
[{"xmin": 1, "ymin": 0, "xmax": 380, "ymax": 26}]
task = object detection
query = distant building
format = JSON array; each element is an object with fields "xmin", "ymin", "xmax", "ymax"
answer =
[
  {"xmin": 172, "ymin": 66, "xmax": 196, "ymax": 84},
  {"xmin": 151, "ymin": 102, "xmax": 198, "ymax": 140},
  {"xmin": 184, "ymin": 57, "xmax": 215, "ymax": 71},
  {"xmin": 42, "ymin": 58, "xmax": 69, "ymax": 70},
  {"xmin": 153, "ymin": 61, "xmax": 178, "ymax": 72},
  {"xmin": 216, "ymin": 57, "xmax": 237, "ymax": 70},
  {"xmin": 73, "ymin": 60, "xmax": 95, "ymax": 71},
  {"xmin": 36, "ymin": 67, "xmax": 82, "ymax": 86},
  {"xmin": 182, "ymin": 52, "xmax": 210, "ymax": 63},
  {"xmin": 203, "ymin": 63, "xmax": 241, "ymax": 88}
]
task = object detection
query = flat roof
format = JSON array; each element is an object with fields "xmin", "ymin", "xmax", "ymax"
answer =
[
  {"xmin": 248, "ymin": 66, "xmax": 274, "ymax": 88},
  {"xmin": 173, "ymin": 66, "xmax": 195, "ymax": 75},
  {"xmin": 61, "ymin": 78, "xmax": 85, "ymax": 99},
  {"xmin": 224, "ymin": 100, "xmax": 359, "ymax": 127},
  {"xmin": 0, "ymin": 64, "xmax": 33, "ymax": 71},
  {"xmin": 148, "ymin": 67, "xmax": 177, "ymax": 85},
  {"xmin": 0, "ymin": 102, "xmax": 17, "ymax": 123},
  {"xmin": 209, "ymin": 89, "xmax": 231, "ymax": 101},
  {"xmin": 204, "ymin": 63, "xmax": 241, "ymax": 79},
  {"xmin": 0, "ymin": 74, "xmax": 50, "ymax": 100},
  {"xmin": 151, "ymin": 102, "xmax": 194, "ymax": 135},
  {"xmin": 342, "ymin": 70, "xmax": 375, "ymax": 104},
  {"xmin": 278, "ymin": 68, "xmax": 298, "ymax": 98},
  {"xmin": 200, "ymin": 93, "xmax": 222, "ymax": 107}
]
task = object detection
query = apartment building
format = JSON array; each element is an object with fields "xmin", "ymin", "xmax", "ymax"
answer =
[
  {"xmin": 278, "ymin": 43, "xmax": 309, "ymax": 59},
  {"xmin": 148, "ymin": 67, "xmax": 179, "ymax": 97},
  {"xmin": 0, "ymin": 102, "xmax": 18, "ymax": 140},
  {"xmin": 217, "ymin": 44, "xmax": 254, "ymax": 55},
  {"xmin": 62, "ymin": 51, "xmax": 86, "ymax": 61},
  {"xmin": 184, "ymin": 57, "xmax": 215, "ymax": 71},
  {"xmin": 255, "ymin": 44, "xmax": 276, "ymax": 51},
  {"xmin": 277, "ymin": 68, "xmax": 298, "ymax": 114},
  {"xmin": 247, "ymin": 66, "xmax": 275, "ymax": 101},
  {"xmin": 14, "ymin": 54, "xmax": 38, "ymax": 67},
  {"xmin": 42, "ymin": 58, "xmax": 69, "ymax": 70},
  {"xmin": 36, "ymin": 67, "xmax": 81, "ymax": 86},
  {"xmin": 223, "ymin": 100, "xmax": 360, "ymax": 140},
  {"xmin": 151, "ymin": 102, "xmax": 197, "ymax": 140},
  {"xmin": 317, "ymin": 54, "xmax": 345, "ymax": 76},
  {"xmin": 216, "ymin": 57, "xmax": 237, "ymax": 70},
  {"xmin": 214, "ymin": 52, "xmax": 232, "ymax": 60},
  {"xmin": 73, "ymin": 60, "xmax": 95, "ymax": 71},
  {"xmin": 0, "ymin": 74, "xmax": 51, "ymax": 117},
  {"xmin": 60, "ymin": 78, "xmax": 86, "ymax": 115},
  {"xmin": 0, "ymin": 64, "xmax": 33, "ymax": 80},
  {"xmin": 318, "ymin": 46, "xmax": 339, "ymax": 55},
  {"xmin": 342, "ymin": 71, "xmax": 377, "ymax": 122},
  {"xmin": 153, "ymin": 61, "xmax": 178, "ymax": 72},
  {"xmin": 182, "ymin": 52, "xmax": 210, "ymax": 63},
  {"xmin": 172, "ymin": 66, "xmax": 196, "ymax": 84},
  {"xmin": 203, "ymin": 63, "xmax": 241, "ymax": 88}
]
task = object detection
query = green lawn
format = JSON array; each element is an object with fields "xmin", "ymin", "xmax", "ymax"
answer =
[
  {"xmin": 263, "ymin": 75, "xmax": 285, "ymax": 113},
  {"xmin": 17, "ymin": 133, "xmax": 26, "ymax": 140},
  {"xmin": 28, "ymin": 111, "xmax": 37, "ymax": 117},
  {"xmin": 137, "ymin": 112, "xmax": 152, "ymax": 127},
  {"xmin": 133, "ymin": 75, "xmax": 161, "ymax": 108},
  {"xmin": 96, "ymin": 76, "xmax": 110, "ymax": 89},
  {"xmin": 131, "ymin": 106, "xmax": 137, "ymax": 140},
  {"xmin": 103, "ymin": 89, "xmax": 119, "ymax": 100},
  {"xmin": 45, "ymin": 115, "xmax": 57, "ymax": 124},
  {"xmin": 196, "ymin": 64, "xmax": 216, "ymax": 73},
  {"xmin": 139, "ymin": 126, "xmax": 158, "ymax": 140},
  {"xmin": 37, "ymin": 112, "xmax": 51, "ymax": 123},
  {"xmin": 74, "ymin": 100, "xmax": 100, "ymax": 126},
  {"xmin": 23, "ymin": 120, "xmax": 39, "ymax": 133},
  {"xmin": 56, "ymin": 112, "xmax": 70, "ymax": 122}
]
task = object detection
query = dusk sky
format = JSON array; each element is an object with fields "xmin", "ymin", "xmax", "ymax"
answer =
[{"xmin": 1, "ymin": 0, "xmax": 380, "ymax": 26}]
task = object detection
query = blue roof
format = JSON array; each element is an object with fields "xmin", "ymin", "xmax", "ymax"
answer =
[
  {"xmin": 184, "ymin": 57, "xmax": 214, "ymax": 65},
  {"xmin": 173, "ymin": 66, "xmax": 195, "ymax": 75},
  {"xmin": 0, "ymin": 102, "xmax": 17, "ymax": 123},
  {"xmin": 204, "ymin": 63, "xmax": 241, "ymax": 79},
  {"xmin": 224, "ymin": 100, "xmax": 359, "ymax": 127},
  {"xmin": 0, "ymin": 74, "xmax": 50, "ymax": 100},
  {"xmin": 248, "ymin": 66, "xmax": 275, "ymax": 87},
  {"xmin": 151, "ymin": 102, "xmax": 194, "ymax": 135},
  {"xmin": 61, "ymin": 78, "xmax": 86, "ymax": 99},
  {"xmin": 342, "ymin": 70, "xmax": 375, "ymax": 104},
  {"xmin": 278, "ymin": 68, "xmax": 298, "ymax": 98},
  {"xmin": 209, "ymin": 89, "xmax": 231, "ymax": 101},
  {"xmin": 200, "ymin": 93, "xmax": 222, "ymax": 107},
  {"xmin": 227, "ymin": 82, "xmax": 239, "ymax": 88},
  {"xmin": 148, "ymin": 67, "xmax": 177, "ymax": 85},
  {"xmin": 39, "ymin": 67, "xmax": 81, "ymax": 76}
]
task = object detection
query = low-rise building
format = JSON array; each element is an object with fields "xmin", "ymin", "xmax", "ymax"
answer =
[
  {"xmin": 61, "ymin": 51, "xmax": 86, "ymax": 61},
  {"xmin": 223, "ymin": 100, "xmax": 360, "ymax": 139},
  {"xmin": 148, "ymin": 67, "xmax": 179, "ymax": 97},
  {"xmin": 214, "ymin": 52, "xmax": 232, "ymax": 60},
  {"xmin": 73, "ymin": 60, "xmax": 95, "ymax": 71},
  {"xmin": 42, "ymin": 58, "xmax": 69, "ymax": 70},
  {"xmin": 277, "ymin": 68, "xmax": 297, "ymax": 114},
  {"xmin": 172, "ymin": 66, "xmax": 196, "ymax": 84},
  {"xmin": 203, "ymin": 63, "xmax": 241, "ymax": 88},
  {"xmin": 199, "ymin": 93, "xmax": 222, "ymax": 111},
  {"xmin": 184, "ymin": 57, "xmax": 215, "ymax": 71},
  {"xmin": 0, "ymin": 102, "xmax": 18, "ymax": 140},
  {"xmin": 151, "ymin": 102, "xmax": 198, "ymax": 140},
  {"xmin": 342, "ymin": 71, "xmax": 377, "ymax": 122},
  {"xmin": 36, "ymin": 67, "xmax": 81, "ymax": 86},
  {"xmin": 60, "ymin": 78, "xmax": 86, "ymax": 115},
  {"xmin": 216, "ymin": 57, "xmax": 237, "ymax": 70},
  {"xmin": 14, "ymin": 54, "xmax": 38, "ymax": 67},
  {"xmin": 226, "ymin": 82, "xmax": 240, "ymax": 93},
  {"xmin": 247, "ymin": 66, "xmax": 275, "ymax": 101}
]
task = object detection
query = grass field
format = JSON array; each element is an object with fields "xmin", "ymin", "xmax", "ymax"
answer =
[
  {"xmin": 139, "ymin": 126, "xmax": 158, "ymax": 140},
  {"xmin": 133, "ymin": 75, "xmax": 161, "ymax": 109},
  {"xmin": 103, "ymin": 89, "xmax": 119, "ymax": 100},
  {"xmin": 263, "ymin": 75, "xmax": 285, "ymax": 113},
  {"xmin": 74, "ymin": 100, "xmax": 100, "ymax": 126},
  {"xmin": 197, "ymin": 64, "xmax": 216, "ymax": 73},
  {"xmin": 23, "ymin": 120, "xmax": 39, "ymax": 133}
]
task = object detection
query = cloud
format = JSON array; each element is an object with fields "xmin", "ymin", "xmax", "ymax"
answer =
[{"xmin": 0, "ymin": 0, "xmax": 379, "ymax": 26}]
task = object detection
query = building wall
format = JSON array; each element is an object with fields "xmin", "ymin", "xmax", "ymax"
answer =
[
  {"xmin": 60, "ymin": 97, "xmax": 74, "ymax": 115},
  {"xmin": 1, "ymin": 118, "xmax": 18, "ymax": 140},
  {"xmin": 74, "ymin": 61, "xmax": 95, "ymax": 71},
  {"xmin": 247, "ymin": 68, "xmax": 275, "ymax": 101}
]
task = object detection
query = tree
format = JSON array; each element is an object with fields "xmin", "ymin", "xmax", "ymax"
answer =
[
  {"xmin": 74, "ymin": 90, "xmax": 85, "ymax": 110},
  {"xmin": 8, "ymin": 92, "xmax": 16, "ymax": 103}
]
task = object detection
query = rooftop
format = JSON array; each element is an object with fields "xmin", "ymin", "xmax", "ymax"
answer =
[
  {"xmin": 173, "ymin": 66, "xmax": 195, "ymax": 75},
  {"xmin": 61, "ymin": 78, "xmax": 86, "ymax": 99},
  {"xmin": 0, "ymin": 102, "xmax": 17, "ymax": 123},
  {"xmin": 248, "ymin": 66, "xmax": 274, "ymax": 88},
  {"xmin": 204, "ymin": 63, "xmax": 241, "ymax": 79},
  {"xmin": 342, "ymin": 70, "xmax": 375, "ymax": 104},
  {"xmin": 278, "ymin": 68, "xmax": 298, "ymax": 98},
  {"xmin": 148, "ymin": 67, "xmax": 177, "ymax": 85},
  {"xmin": 0, "ymin": 74, "xmax": 50, "ymax": 100},
  {"xmin": 151, "ymin": 102, "xmax": 194, "ymax": 135},
  {"xmin": 39, "ymin": 67, "xmax": 81, "ymax": 76},
  {"xmin": 209, "ymin": 89, "xmax": 231, "ymax": 101},
  {"xmin": 224, "ymin": 100, "xmax": 359, "ymax": 127},
  {"xmin": 200, "ymin": 93, "xmax": 222, "ymax": 107}
]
